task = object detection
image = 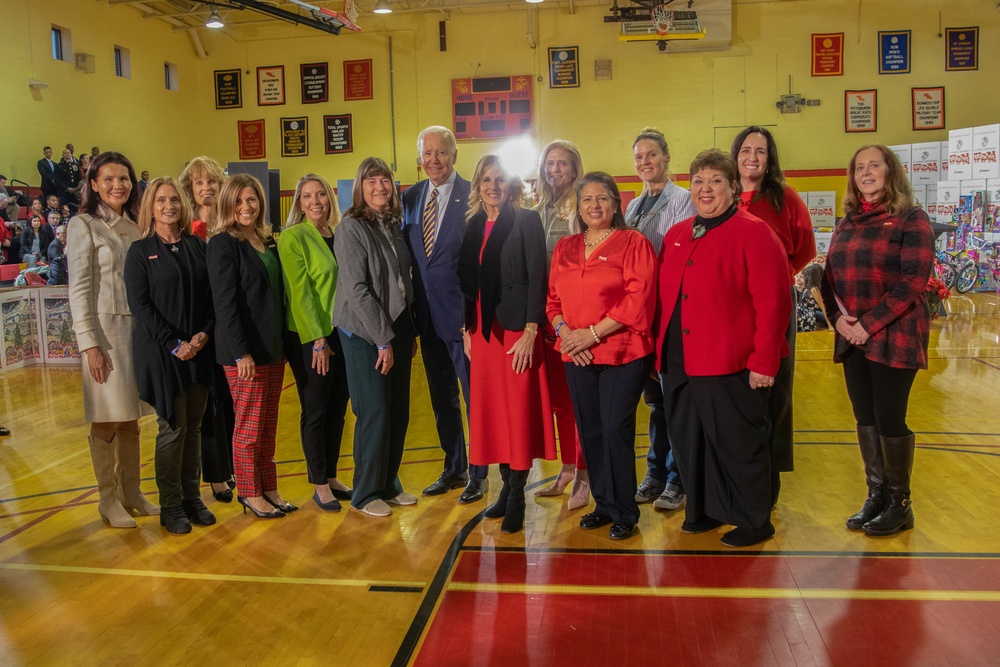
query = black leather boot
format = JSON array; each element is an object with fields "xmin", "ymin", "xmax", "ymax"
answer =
[
  {"xmin": 863, "ymin": 433, "xmax": 915, "ymax": 536},
  {"xmin": 484, "ymin": 465, "xmax": 510, "ymax": 519},
  {"xmin": 846, "ymin": 424, "xmax": 885, "ymax": 531},
  {"xmin": 501, "ymin": 469, "xmax": 529, "ymax": 534}
]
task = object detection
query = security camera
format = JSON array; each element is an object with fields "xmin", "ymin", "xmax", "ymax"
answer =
[{"xmin": 657, "ymin": 40, "xmax": 667, "ymax": 52}]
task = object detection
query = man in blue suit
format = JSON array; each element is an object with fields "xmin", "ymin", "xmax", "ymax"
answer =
[{"xmin": 402, "ymin": 126, "xmax": 488, "ymax": 504}]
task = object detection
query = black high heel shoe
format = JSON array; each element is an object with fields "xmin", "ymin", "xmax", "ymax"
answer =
[
  {"xmin": 211, "ymin": 484, "xmax": 233, "ymax": 503},
  {"xmin": 263, "ymin": 495, "xmax": 298, "ymax": 513},
  {"xmin": 238, "ymin": 496, "xmax": 286, "ymax": 519},
  {"xmin": 330, "ymin": 484, "xmax": 353, "ymax": 501}
]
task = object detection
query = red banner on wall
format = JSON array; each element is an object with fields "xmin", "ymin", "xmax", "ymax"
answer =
[
  {"xmin": 343, "ymin": 59, "xmax": 373, "ymax": 101},
  {"xmin": 238, "ymin": 119, "xmax": 266, "ymax": 159},
  {"xmin": 812, "ymin": 33, "xmax": 844, "ymax": 76}
]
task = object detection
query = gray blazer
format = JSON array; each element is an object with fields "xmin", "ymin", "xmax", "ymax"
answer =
[
  {"xmin": 624, "ymin": 181, "xmax": 696, "ymax": 258},
  {"xmin": 333, "ymin": 214, "xmax": 414, "ymax": 346}
]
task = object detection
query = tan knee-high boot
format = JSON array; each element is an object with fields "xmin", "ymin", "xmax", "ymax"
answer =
[
  {"xmin": 88, "ymin": 435, "xmax": 136, "ymax": 528},
  {"xmin": 115, "ymin": 428, "xmax": 159, "ymax": 516}
]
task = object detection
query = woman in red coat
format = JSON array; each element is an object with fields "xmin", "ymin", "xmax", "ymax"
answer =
[
  {"xmin": 458, "ymin": 155, "xmax": 556, "ymax": 534},
  {"xmin": 821, "ymin": 145, "xmax": 933, "ymax": 537},
  {"xmin": 731, "ymin": 126, "xmax": 816, "ymax": 506},
  {"xmin": 657, "ymin": 149, "xmax": 791, "ymax": 548}
]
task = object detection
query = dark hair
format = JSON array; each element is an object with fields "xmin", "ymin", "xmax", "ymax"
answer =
[
  {"xmin": 28, "ymin": 213, "xmax": 43, "ymax": 226},
  {"xmin": 843, "ymin": 144, "xmax": 913, "ymax": 216},
  {"xmin": 689, "ymin": 149, "xmax": 741, "ymax": 198},
  {"xmin": 43, "ymin": 146, "xmax": 51, "ymax": 151},
  {"xmin": 575, "ymin": 172, "xmax": 627, "ymax": 230},
  {"xmin": 730, "ymin": 126, "xmax": 786, "ymax": 212},
  {"xmin": 345, "ymin": 157, "xmax": 401, "ymax": 227},
  {"xmin": 0, "ymin": 174, "xmax": 6, "ymax": 181},
  {"xmin": 80, "ymin": 151, "xmax": 141, "ymax": 220},
  {"xmin": 801, "ymin": 263, "xmax": 824, "ymax": 292}
]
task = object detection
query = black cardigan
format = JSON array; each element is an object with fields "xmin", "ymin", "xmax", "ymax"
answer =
[
  {"xmin": 458, "ymin": 202, "xmax": 547, "ymax": 339},
  {"xmin": 20, "ymin": 224, "xmax": 55, "ymax": 261},
  {"xmin": 206, "ymin": 231, "xmax": 284, "ymax": 366},
  {"xmin": 124, "ymin": 234, "xmax": 215, "ymax": 427}
]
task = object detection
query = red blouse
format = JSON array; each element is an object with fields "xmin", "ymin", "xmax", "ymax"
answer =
[
  {"xmin": 191, "ymin": 218, "xmax": 208, "ymax": 241},
  {"xmin": 739, "ymin": 185, "xmax": 815, "ymax": 282},
  {"xmin": 546, "ymin": 229, "xmax": 657, "ymax": 365}
]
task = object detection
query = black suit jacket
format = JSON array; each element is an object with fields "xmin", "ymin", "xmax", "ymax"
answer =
[
  {"xmin": 54, "ymin": 160, "xmax": 80, "ymax": 195},
  {"xmin": 46, "ymin": 254, "xmax": 67, "ymax": 285},
  {"xmin": 458, "ymin": 202, "xmax": 547, "ymax": 339},
  {"xmin": 207, "ymin": 232, "xmax": 284, "ymax": 365},
  {"xmin": 37, "ymin": 158, "xmax": 57, "ymax": 197}
]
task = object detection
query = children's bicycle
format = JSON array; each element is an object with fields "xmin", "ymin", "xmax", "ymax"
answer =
[{"xmin": 955, "ymin": 234, "xmax": 1000, "ymax": 293}]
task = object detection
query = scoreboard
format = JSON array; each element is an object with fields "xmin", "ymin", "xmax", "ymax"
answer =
[{"xmin": 451, "ymin": 75, "xmax": 534, "ymax": 141}]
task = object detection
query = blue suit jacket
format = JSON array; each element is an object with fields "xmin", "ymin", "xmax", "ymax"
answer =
[{"xmin": 402, "ymin": 174, "xmax": 470, "ymax": 341}]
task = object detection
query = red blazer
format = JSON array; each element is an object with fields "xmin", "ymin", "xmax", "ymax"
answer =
[
  {"xmin": 655, "ymin": 208, "xmax": 791, "ymax": 377},
  {"xmin": 739, "ymin": 185, "xmax": 816, "ymax": 283}
]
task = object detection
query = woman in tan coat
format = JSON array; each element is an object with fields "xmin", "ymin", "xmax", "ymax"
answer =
[{"xmin": 68, "ymin": 152, "xmax": 157, "ymax": 528}]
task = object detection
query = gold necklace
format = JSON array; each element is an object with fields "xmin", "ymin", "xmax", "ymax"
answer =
[{"xmin": 584, "ymin": 228, "xmax": 612, "ymax": 247}]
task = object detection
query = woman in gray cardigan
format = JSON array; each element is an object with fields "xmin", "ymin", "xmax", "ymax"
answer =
[{"xmin": 333, "ymin": 157, "xmax": 416, "ymax": 517}]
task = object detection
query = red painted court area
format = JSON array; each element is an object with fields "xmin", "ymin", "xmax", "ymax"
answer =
[{"xmin": 413, "ymin": 551, "xmax": 1000, "ymax": 666}]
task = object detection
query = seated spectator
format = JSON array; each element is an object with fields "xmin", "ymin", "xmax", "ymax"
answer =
[
  {"xmin": 43, "ymin": 194, "xmax": 60, "ymax": 220},
  {"xmin": 796, "ymin": 263, "xmax": 831, "ymax": 332},
  {"xmin": 47, "ymin": 229, "xmax": 68, "ymax": 285},
  {"xmin": 20, "ymin": 213, "xmax": 47, "ymax": 266},
  {"xmin": 30, "ymin": 197, "xmax": 44, "ymax": 219},
  {"xmin": 0, "ymin": 220, "xmax": 11, "ymax": 264},
  {"xmin": 0, "ymin": 174, "xmax": 22, "ymax": 222},
  {"xmin": 48, "ymin": 223, "xmax": 67, "ymax": 261}
]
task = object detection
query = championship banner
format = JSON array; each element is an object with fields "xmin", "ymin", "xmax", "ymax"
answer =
[
  {"xmin": 548, "ymin": 46, "xmax": 580, "ymax": 89},
  {"xmin": 845, "ymin": 90, "xmax": 877, "ymax": 133},
  {"xmin": 214, "ymin": 69, "xmax": 242, "ymax": 109},
  {"xmin": 238, "ymin": 119, "xmax": 266, "ymax": 159},
  {"xmin": 811, "ymin": 33, "xmax": 843, "ymax": 77},
  {"xmin": 912, "ymin": 87, "xmax": 945, "ymax": 131},
  {"xmin": 281, "ymin": 117, "xmax": 308, "ymax": 157},
  {"xmin": 344, "ymin": 59, "xmax": 373, "ymax": 101},
  {"xmin": 257, "ymin": 65, "xmax": 286, "ymax": 106},
  {"xmin": 946, "ymin": 27, "xmax": 978, "ymax": 71},
  {"xmin": 323, "ymin": 114, "xmax": 353, "ymax": 155},
  {"xmin": 301, "ymin": 62, "xmax": 329, "ymax": 104},
  {"xmin": 878, "ymin": 31, "xmax": 910, "ymax": 74}
]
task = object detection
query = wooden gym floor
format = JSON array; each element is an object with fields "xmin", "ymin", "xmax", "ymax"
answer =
[{"xmin": 2, "ymin": 293, "xmax": 1000, "ymax": 666}]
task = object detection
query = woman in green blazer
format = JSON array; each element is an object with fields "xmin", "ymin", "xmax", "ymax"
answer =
[{"xmin": 278, "ymin": 174, "xmax": 352, "ymax": 511}]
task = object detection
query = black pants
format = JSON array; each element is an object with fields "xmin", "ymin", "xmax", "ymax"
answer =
[
  {"xmin": 664, "ymin": 368, "xmax": 772, "ymax": 533},
  {"xmin": 286, "ymin": 329, "xmax": 351, "ymax": 485},
  {"xmin": 768, "ymin": 287, "xmax": 796, "ymax": 472},
  {"xmin": 154, "ymin": 383, "xmax": 209, "ymax": 507},
  {"xmin": 340, "ymin": 313, "xmax": 414, "ymax": 509},
  {"xmin": 842, "ymin": 348, "xmax": 917, "ymax": 437},
  {"xmin": 200, "ymin": 363, "xmax": 234, "ymax": 484},
  {"xmin": 565, "ymin": 355, "xmax": 652, "ymax": 524},
  {"xmin": 643, "ymin": 375, "xmax": 682, "ymax": 489}
]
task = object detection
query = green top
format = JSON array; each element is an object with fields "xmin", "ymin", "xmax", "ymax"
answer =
[
  {"xmin": 258, "ymin": 246, "xmax": 284, "ymax": 362},
  {"xmin": 277, "ymin": 221, "xmax": 339, "ymax": 344}
]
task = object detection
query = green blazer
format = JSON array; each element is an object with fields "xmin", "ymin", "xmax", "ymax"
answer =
[{"xmin": 277, "ymin": 221, "xmax": 338, "ymax": 344}]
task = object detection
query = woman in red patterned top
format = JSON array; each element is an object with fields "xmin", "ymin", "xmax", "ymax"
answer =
[
  {"xmin": 731, "ymin": 126, "xmax": 815, "ymax": 507},
  {"xmin": 548, "ymin": 172, "xmax": 657, "ymax": 540},
  {"xmin": 821, "ymin": 144, "xmax": 933, "ymax": 537}
]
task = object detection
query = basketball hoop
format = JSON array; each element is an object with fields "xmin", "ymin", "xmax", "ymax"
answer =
[
  {"xmin": 344, "ymin": 0, "xmax": 358, "ymax": 24},
  {"xmin": 651, "ymin": 4, "xmax": 673, "ymax": 35}
]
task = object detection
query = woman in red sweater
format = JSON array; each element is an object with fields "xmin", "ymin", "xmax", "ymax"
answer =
[
  {"xmin": 821, "ymin": 145, "xmax": 933, "ymax": 537},
  {"xmin": 731, "ymin": 126, "xmax": 815, "ymax": 507},
  {"xmin": 657, "ymin": 149, "xmax": 791, "ymax": 547}
]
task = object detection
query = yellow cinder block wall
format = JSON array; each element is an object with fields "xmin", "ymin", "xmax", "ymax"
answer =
[{"xmin": 3, "ymin": 0, "xmax": 997, "ymax": 217}]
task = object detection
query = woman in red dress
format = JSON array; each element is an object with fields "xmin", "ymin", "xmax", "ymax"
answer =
[{"xmin": 458, "ymin": 155, "xmax": 556, "ymax": 534}]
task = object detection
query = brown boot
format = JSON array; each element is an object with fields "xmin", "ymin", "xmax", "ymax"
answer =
[
  {"xmin": 115, "ymin": 429, "xmax": 159, "ymax": 516},
  {"xmin": 88, "ymin": 435, "xmax": 136, "ymax": 528},
  {"xmin": 566, "ymin": 468, "xmax": 591, "ymax": 510},
  {"xmin": 845, "ymin": 425, "xmax": 885, "ymax": 531}
]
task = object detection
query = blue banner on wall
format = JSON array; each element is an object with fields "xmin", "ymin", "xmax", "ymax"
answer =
[
  {"xmin": 946, "ymin": 27, "xmax": 978, "ymax": 71},
  {"xmin": 878, "ymin": 30, "xmax": 910, "ymax": 74}
]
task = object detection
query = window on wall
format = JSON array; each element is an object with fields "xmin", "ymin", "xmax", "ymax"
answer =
[
  {"xmin": 51, "ymin": 25, "xmax": 72, "ymax": 62},
  {"xmin": 164, "ymin": 62, "xmax": 178, "ymax": 91},
  {"xmin": 114, "ymin": 46, "xmax": 131, "ymax": 79}
]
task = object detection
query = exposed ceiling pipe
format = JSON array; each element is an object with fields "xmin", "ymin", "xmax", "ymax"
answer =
[
  {"xmin": 187, "ymin": 28, "xmax": 209, "ymax": 58},
  {"xmin": 526, "ymin": 5, "xmax": 537, "ymax": 49}
]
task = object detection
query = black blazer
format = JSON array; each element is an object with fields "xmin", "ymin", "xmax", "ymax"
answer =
[
  {"xmin": 46, "ymin": 254, "xmax": 67, "ymax": 285},
  {"xmin": 458, "ymin": 202, "xmax": 547, "ymax": 339},
  {"xmin": 20, "ymin": 224, "xmax": 55, "ymax": 261},
  {"xmin": 54, "ymin": 160, "xmax": 80, "ymax": 195},
  {"xmin": 207, "ymin": 231, "xmax": 284, "ymax": 366},
  {"xmin": 37, "ymin": 158, "xmax": 57, "ymax": 197}
]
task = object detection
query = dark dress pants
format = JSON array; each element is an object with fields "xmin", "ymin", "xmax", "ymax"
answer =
[
  {"xmin": 644, "ymin": 374, "xmax": 683, "ymax": 489},
  {"xmin": 768, "ymin": 287, "xmax": 797, "ymax": 472},
  {"xmin": 200, "ymin": 363, "xmax": 234, "ymax": 484},
  {"xmin": 154, "ymin": 383, "xmax": 210, "ymax": 507},
  {"xmin": 841, "ymin": 347, "xmax": 917, "ymax": 436},
  {"xmin": 340, "ymin": 313, "xmax": 414, "ymax": 510},
  {"xmin": 565, "ymin": 355, "xmax": 652, "ymax": 525},
  {"xmin": 286, "ymin": 329, "xmax": 350, "ymax": 485},
  {"xmin": 419, "ymin": 320, "xmax": 487, "ymax": 480}
]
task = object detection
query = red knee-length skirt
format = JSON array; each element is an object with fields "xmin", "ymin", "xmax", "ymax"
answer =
[{"xmin": 469, "ymin": 319, "xmax": 557, "ymax": 469}]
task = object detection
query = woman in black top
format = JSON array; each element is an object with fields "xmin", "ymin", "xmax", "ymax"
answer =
[{"xmin": 125, "ymin": 177, "xmax": 216, "ymax": 534}]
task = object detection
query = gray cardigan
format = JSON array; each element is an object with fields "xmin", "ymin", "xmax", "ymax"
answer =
[{"xmin": 332, "ymin": 214, "xmax": 414, "ymax": 346}]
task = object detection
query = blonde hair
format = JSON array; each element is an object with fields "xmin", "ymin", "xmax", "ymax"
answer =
[
  {"xmin": 632, "ymin": 126, "xmax": 673, "ymax": 192},
  {"xmin": 843, "ymin": 144, "xmax": 913, "ymax": 216},
  {"xmin": 137, "ymin": 177, "xmax": 193, "ymax": 238},
  {"xmin": 179, "ymin": 156, "xmax": 226, "ymax": 230},
  {"xmin": 536, "ymin": 140, "xmax": 583, "ymax": 221},
  {"xmin": 466, "ymin": 155, "xmax": 525, "ymax": 221},
  {"xmin": 216, "ymin": 174, "xmax": 271, "ymax": 246},
  {"xmin": 285, "ymin": 173, "xmax": 341, "ymax": 229}
]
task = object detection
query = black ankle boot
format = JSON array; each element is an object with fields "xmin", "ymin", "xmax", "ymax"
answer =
[
  {"xmin": 484, "ymin": 465, "xmax": 510, "ymax": 519},
  {"xmin": 863, "ymin": 432, "xmax": 915, "ymax": 536},
  {"xmin": 846, "ymin": 424, "xmax": 885, "ymax": 531},
  {"xmin": 501, "ymin": 469, "xmax": 528, "ymax": 533}
]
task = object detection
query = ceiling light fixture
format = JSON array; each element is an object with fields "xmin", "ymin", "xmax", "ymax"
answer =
[
  {"xmin": 525, "ymin": 0, "xmax": 544, "ymax": 4},
  {"xmin": 206, "ymin": 9, "xmax": 225, "ymax": 28},
  {"xmin": 373, "ymin": 0, "xmax": 392, "ymax": 14}
]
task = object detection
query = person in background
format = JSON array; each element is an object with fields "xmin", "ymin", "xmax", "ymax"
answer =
[
  {"xmin": 401, "ymin": 126, "xmax": 488, "ymax": 504},
  {"xmin": 65, "ymin": 143, "xmax": 79, "ymax": 166},
  {"xmin": 548, "ymin": 172, "xmax": 657, "ymax": 541},
  {"xmin": 125, "ymin": 176, "xmax": 216, "ymax": 534},
  {"xmin": 279, "ymin": 174, "xmax": 353, "ymax": 511},
  {"xmin": 459, "ymin": 155, "xmax": 556, "ymax": 534},
  {"xmin": 532, "ymin": 139, "xmax": 590, "ymax": 510},
  {"xmin": 138, "ymin": 171, "xmax": 150, "ymax": 196},
  {"xmin": 334, "ymin": 157, "xmax": 417, "ymax": 518},
  {"xmin": 732, "ymin": 125, "xmax": 816, "ymax": 506},
  {"xmin": 20, "ymin": 213, "xmax": 51, "ymax": 266},
  {"xmin": 48, "ymin": 222, "xmax": 66, "ymax": 261},
  {"xmin": 91, "ymin": 146, "xmax": 101, "ymax": 159},
  {"xmin": 56, "ymin": 148, "xmax": 81, "ymax": 209},
  {"xmin": 207, "ymin": 174, "xmax": 293, "ymax": 519},
  {"xmin": 796, "ymin": 264, "xmax": 831, "ymax": 332},
  {"xmin": 47, "ymin": 225, "xmax": 68, "ymax": 285},
  {"xmin": 821, "ymin": 144, "xmax": 933, "ymax": 537},
  {"xmin": 0, "ymin": 174, "xmax": 21, "ymax": 222},
  {"xmin": 180, "ymin": 156, "xmax": 226, "ymax": 241},
  {"xmin": 37, "ymin": 146, "xmax": 58, "ymax": 201},
  {"xmin": 68, "ymin": 151, "xmax": 158, "ymax": 529},
  {"xmin": 626, "ymin": 127, "xmax": 697, "ymax": 512}
]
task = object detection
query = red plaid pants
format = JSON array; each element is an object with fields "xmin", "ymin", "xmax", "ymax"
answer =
[{"xmin": 224, "ymin": 361, "xmax": 285, "ymax": 497}]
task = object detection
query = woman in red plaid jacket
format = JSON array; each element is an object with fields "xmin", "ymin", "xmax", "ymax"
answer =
[{"xmin": 821, "ymin": 144, "xmax": 933, "ymax": 537}]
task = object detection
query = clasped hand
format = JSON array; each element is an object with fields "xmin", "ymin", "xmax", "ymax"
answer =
[
  {"xmin": 559, "ymin": 327, "xmax": 595, "ymax": 367},
  {"xmin": 836, "ymin": 315, "xmax": 869, "ymax": 346}
]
